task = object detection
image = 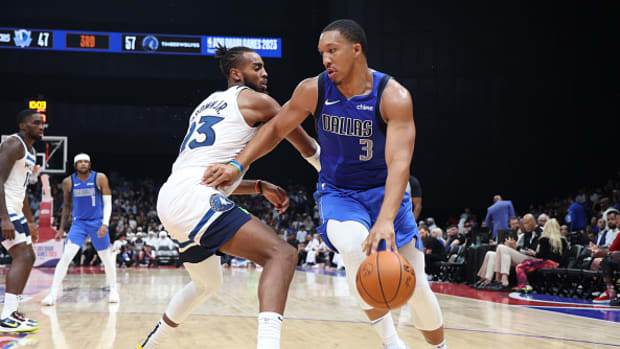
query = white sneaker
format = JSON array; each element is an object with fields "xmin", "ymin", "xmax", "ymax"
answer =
[
  {"xmin": 384, "ymin": 338, "xmax": 409, "ymax": 349},
  {"xmin": 109, "ymin": 289, "xmax": 120, "ymax": 303},
  {"xmin": 0, "ymin": 311, "xmax": 39, "ymax": 333},
  {"xmin": 41, "ymin": 292, "xmax": 57, "ymax": 306}
]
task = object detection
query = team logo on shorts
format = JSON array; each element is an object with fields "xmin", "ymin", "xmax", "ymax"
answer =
[{"xmin": 209, "ymin": 194, "xmax": 235, "ymax": 212}]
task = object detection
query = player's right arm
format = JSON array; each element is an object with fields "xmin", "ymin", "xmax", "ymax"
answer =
[
  {"xmin": 203, "ymin": 77, "xmax": 318, "ymax": 187},
  {"xmin": 0, "ymin": 138, "xmax": 24, "ymax": 240},
  {"xmin": 56, "ymin": 176, "xmax": 73, "ymax": 240}
]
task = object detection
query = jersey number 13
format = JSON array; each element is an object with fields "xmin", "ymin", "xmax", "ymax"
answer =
[{"xmin": 179, "ymin": 116, "xmax": 224, "ymax": 153}]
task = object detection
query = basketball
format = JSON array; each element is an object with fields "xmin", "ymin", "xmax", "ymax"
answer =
[{"xmin": 355, "ymin": 251, "xmax": 416, "ymax": 309}]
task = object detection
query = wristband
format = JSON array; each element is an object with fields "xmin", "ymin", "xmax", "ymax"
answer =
[
  {"xmin": 229, "ymin": 160, "xmax": 243, "ymax": 174},
  {"xmin": 255, "ymin": 180, "xmax": 263, "ymax": 194}
]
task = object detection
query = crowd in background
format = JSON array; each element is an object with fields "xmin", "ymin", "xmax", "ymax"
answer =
[{"xmin": 17, "ymin": 170, "xmax": 620, "ymax": 278}]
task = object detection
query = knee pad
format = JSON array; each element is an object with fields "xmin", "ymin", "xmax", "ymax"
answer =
[
  {"xmin": 326, "ymin": 220, "xmax": 373, "ymax": 310},
  {"xmin": 399, "ymin": 242, "xmax": 443, "ymax": 331}
]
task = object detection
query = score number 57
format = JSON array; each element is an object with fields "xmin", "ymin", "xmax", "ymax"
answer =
[{"xmin": 125, "ymin": 36, "xmax": 136, "ymax": 50}]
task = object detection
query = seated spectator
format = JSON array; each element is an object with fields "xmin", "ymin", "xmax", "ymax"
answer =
[
  {"xmin": 112, "ymin": 233, "xmax": 127, "ymax": 265},
  {"xmin": 592, "ymin": 222, "xmax": 620, "ymax": 305},
  {"xmin": 488, "ymin": 214, "xmax": 541, "ymax": 290},
  {"xmin": 513, "ymin": 219, "xmax": 569, "ymax": 292},
  {"xmin": 296, "ymin": 224, "xmax": 308, "ymax": 244},
  {"xmin": 537, "ymin": 213, "xmax": 549, "ymax": 228},
  {"xmin": 595, "ymin": 211, "xmax": 618, "ymax": 248},
  {"xmin": 144, "ymin": 231, "xmax": 157, "ymax": 247},
  {"xmin": 444, "ymin": 225, "xmax": 460, "ymax": 250},
  {"xmin": 139, "ymin": 245, "xmax": 157, "ymax": 267},
  {"xmin": 420, "ymin": 226, "xmax": 446, "ymax": 276},
  {"xmin": 304, "ymin": 234, "xmax": 320, "ymax": 266},
  {"xmin": 315, "ymin": 236, "xmax": 331, "ymax": 269},
  {"xmin": 431, "ymin": 227, "xmax": 446, "ymax": 247},
  {"xmin": 155, "ymin": 231, "xmax": 175, "ymax": 250},
  {"xmin": 80, "ymin": 242, "xmax": 100, "ymax": 266}
]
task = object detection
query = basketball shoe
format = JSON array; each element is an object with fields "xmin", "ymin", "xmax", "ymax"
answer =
[
  {"xmin": 593, "ymin": 289, "xmax": 612, "ymax": 304},
  {"xmin": 0, "ymin": 311, "xmax": 39, "ymax": 333},
  {"xmin": 384, "ymin": 338, "xmax": 409, "ymax": 349}
]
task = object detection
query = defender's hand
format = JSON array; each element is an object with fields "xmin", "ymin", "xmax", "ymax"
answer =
[
  {"xmin": 362, "ymin": 219, "xmax": 396, "ymax": 256},
  {"xmin": 261, "ymin": 182, "xmax": 290, "ymax": 214},
  {"xmin": 28, "ymin": 222, "xmax": 39, "ymax": 243},
  {"xmin": 97, "ymin": 224, "xmax": 108, "ymax": 238},
  {"xmin": 1, "ymin": 219, "xmax": 15, "ymax": 240},
  {"xmin": 202, "ymin": 164, "xmax": 240, "ymax": 188}
]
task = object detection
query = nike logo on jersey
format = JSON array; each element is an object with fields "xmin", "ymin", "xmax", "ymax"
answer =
[{"xmin": 325, "ymin": 99, "xmax": 340, "ymax": 106}]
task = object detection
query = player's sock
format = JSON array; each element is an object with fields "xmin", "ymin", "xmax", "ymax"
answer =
[
  {"xmin": 1, "ymin": 293, "xmax": 18, "ymax": 319},
  {"xmin": 371, "ymin": 311, "xmax": 399, "ymax": 346},
  {"xmin": 429, "ymin": 339, "xmax": 447, "ymax": 348},
  {"xmin": 51, "ymin": 243, "xmax": 81, "ymax": 293},
  {"xmin": 257, "ymin": 312, "xmax": 282, "ymax": 349},
  {"xmin": 141, "ymin": 318, "xmax": 174, "ymax": 348}
]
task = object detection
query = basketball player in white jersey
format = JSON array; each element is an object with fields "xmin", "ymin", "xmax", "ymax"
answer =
[
  {"xmin": 0, "ymin": 110, "xmax": 43, "ymax": 332},
  {"xmin": 137, "ymin": 45, "xmax": 320, "ymax": 349},
  {"xmin": 41, "ymin": 153, "xmax": 119, "ymax": 305}
]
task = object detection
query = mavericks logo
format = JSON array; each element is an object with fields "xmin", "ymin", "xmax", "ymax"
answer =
[
  {"xmin": 13, "ymin": 29, "xmax": 32, "ymax": 48},
  {"xmin": 209, "ymin": 194, "xmax": 235, "ymax": 212}
]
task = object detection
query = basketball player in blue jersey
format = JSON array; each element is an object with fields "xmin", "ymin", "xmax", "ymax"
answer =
[
  {"xmin": 0, "ymin": 110, "xmax": 42, "ymax": 333},
  {"xmin": 137, "ymin": 45, "xmax": 319, "ymax": 349},
  {"xmin": 41, "ymin": 153, "xmax": 119, "ymax": 305},
  {"xmin": 204, "ymin": 20, "xmax": 447, "ymax": 349}
]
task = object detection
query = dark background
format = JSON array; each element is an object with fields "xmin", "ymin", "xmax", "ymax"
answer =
[{"xmin": 1, "ymin": 1, "xmax": 618, "ymax": 223}]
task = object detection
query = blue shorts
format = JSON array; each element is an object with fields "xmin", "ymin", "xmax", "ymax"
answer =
[
  {"xmin": 178, "ymin": 206, "xmax": 252, "ymax": 264},
  {"xmin": 313, "ymin": 182, "xmax": 422, "ymax": 253},
  {"xmin": 67, "ymin": 219, "xmax": 110, "ymax": 251}
]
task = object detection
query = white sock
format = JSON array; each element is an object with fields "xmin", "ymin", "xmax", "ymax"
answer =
[
  {"xmin": 429, "ymin": 339, "xmax": 447, "ymax": 349},
  {"xmin": 257, "ymin": 312, "xmax": 282, "ymax": 349},
  {"xmin": 98, "ymin": 248, "xmax": 117, "ymax": 291},
  {"xmin": 50, "ymin": 243, "xmax": 81, "ymax": 293},
  {"xmin": 2, "ymin": 293, "xmax": 18, "ymax": 319},
  {"xmin": 371, "ymin": 311, "xmax": 399, "ymax": 346},
  {"xmin": 141, "ymin": 318, "xmax": 174, "ymax": 348}
]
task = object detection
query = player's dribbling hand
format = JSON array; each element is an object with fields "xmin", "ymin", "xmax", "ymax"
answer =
[
  {"xmin": 97, "ymin": 225, "xmax": 107, "ymax": 238},
  {"xmin": 261, "ymin": 182, "xmax": 290, "ymax": 214},
  {"xmin": 28, "ymin": 222, "xmax": 39, "ymax": 243},
  {"xmin": 202, "ymin": 164, "xmax": 239, "ymax": 188},
  {"xmin": 1, "ymin": 219, "xmax": 15, "ymax": 240},
  {"xmin": 362, "ymin": 219, "xmax": 397, "ymax": 256}
]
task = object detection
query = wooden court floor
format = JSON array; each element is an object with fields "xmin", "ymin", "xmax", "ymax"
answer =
[{"xmin": 3, "ymin": 266, "xmax": 620, "ymax": 348}]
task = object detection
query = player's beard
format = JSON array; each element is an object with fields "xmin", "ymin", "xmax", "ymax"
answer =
[{"xmin": 243, "ymin": 75, "xmax": 267, "ymax": 94}]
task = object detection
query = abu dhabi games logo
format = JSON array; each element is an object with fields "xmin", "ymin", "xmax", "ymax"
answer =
[{"xmin": 13, "ymin": 29, "xmax": 32, "ymax": 48}]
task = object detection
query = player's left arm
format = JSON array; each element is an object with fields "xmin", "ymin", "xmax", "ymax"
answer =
[
  {"xmin": 96, "ymin": 173, "xmax": 112, "ymax": 238},
  {"xmin": 231, "ymin": 180, "xmax": 290, "ymax": 214},
  {"xmin": 22, "ymin": 193, "xmax": 38, "ymax": 243},
  {"xmin": 362, "ymin": 80, "xmax": 415, "ymax": 255}
]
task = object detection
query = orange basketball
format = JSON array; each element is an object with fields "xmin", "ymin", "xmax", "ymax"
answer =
[{"xmin": 355, "ymin": 250, "xmax": 416, "ymax": 309}]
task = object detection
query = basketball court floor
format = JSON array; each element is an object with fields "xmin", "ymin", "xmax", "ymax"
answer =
[{"xmin": 1, "ymin": 265, "xmax": 619, "ymax": 348}]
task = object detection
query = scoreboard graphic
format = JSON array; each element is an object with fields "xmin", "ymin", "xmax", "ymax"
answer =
[{"xmin": 0, "ymin": 27, "xmax": 282, "ymax": 58}]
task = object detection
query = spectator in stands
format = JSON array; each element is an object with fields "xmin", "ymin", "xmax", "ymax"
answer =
[
  {"xmin": 315, "ymin": 236, "xmax": 331, "ymax": 269},
  {"xmin": 80, "ymin": 242, "xmax": 99, "ymax": 266},
  {"xmin": 537, "ymin": 213, "xmax": 549, "ymax": 228},
  {"xmin": 431, "ymin": 227, "xmax": 446, "ymax": 247},
  {"xmin": 426, "ymin": 217, "xmax": 438, "ymax": 231},
  {"xmin": 593, "ymin": 216, "xmax": 605, "ymax": 236},
  {"xmin": 595, "ymin": 211, "xmax": 618, "ymax": 248},
  {"xmin": 139, "ymin": 245, "xmax": 157, "ymax": 267},
  {"xmin": 592, "ymin": 216, "xmax": 620, "ymax": 304},
  {"xmin": 489, "ymin": 213, "xmax": 541, "ymax": 290},
  {"xmin": 445, "ymin": 225, "xmax": 461, "ymax": 249},
  {"xmin": 112, "ymin": 233, "xmax": 127, "ymax": 265},
  {"xmin": 560, "ymin": 225, "xmax": 569, "ymax": 238},
  {"xmin": 485, "ymin": 195, "xmax": 516, "ymax": 240},
  {"xmin": 509, "ymin": 216, "xmax": 520, "ymax": 233},
  {"xmin": 303, "ymin": 234, "xmax": 320, "ymax": 266},
  {"xmin": 567, "ymin": 197, "xmax": 587, "ymax": 231},
  {"xmin": 155, "ymin": 231, "xmax": 175, "ymax": 250},
  {"xmin": 296, "ymin": 223, "xmax": 308, "ymax": 244},
  {"xmin": 420, "ymin": 226, "xmax": 446, "ymax": 276},
  {"xmin": 145, "ymin": 231, "xmax": 157, "ymax": 247},
  {"xmin": 406, "ymin": 175, "xmax": 423, "ymax": 221},
  {"xmin": 458, "ymin": 208, "xmax": 473, "ymax": 234},
  {"xmin": 513, "ymin": 219, "xmax": 568, "ymax": 292}
]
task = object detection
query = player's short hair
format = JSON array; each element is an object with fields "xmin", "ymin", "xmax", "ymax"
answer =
[
  {"xmin": 16, "ymin": 109, "xmax": 38, "ymax": 126},
  {"xmin": 322, "ymin": 19, "xmax": 368, "ymax": 54},
  {"xmin": 215, "ymin": 44, "xmax": 257, "ymax": 78}
]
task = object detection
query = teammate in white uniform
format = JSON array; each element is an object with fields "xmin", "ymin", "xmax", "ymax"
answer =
[
  {"xmin": 137, "ymin": 45, "xmax": 320, "ymax": 349},
  {"xmin": 0, "ymin": 110, "xmax": 43, "ymax": 333}
]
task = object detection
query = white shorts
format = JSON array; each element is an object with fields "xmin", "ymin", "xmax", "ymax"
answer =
[
  {"xmin": 157, "ymin": 167, "xmax": 249, "ymax": 259},
  {"xmin": 0, "ymin": 215, "xmax": 32, "ymax": 251}
]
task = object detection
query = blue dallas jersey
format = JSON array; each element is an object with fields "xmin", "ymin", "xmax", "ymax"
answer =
[
  {"xmin": 71, "ymin": 171, "xmax": 103, "ymax": 221},
  {"xmin": 313, "ymin": 70, "xmax": 392, "ymax": 190}
]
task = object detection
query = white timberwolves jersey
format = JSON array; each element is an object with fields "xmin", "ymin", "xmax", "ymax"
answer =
[
  {"xmin": 171, "ymin": 85, "xmax": 257, "ymax": 195},
  {"xmin": 2, "ymin": 134, "xmax": 36, "ymax": 215}
]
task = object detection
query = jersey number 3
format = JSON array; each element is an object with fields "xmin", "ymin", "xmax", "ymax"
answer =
[{"xmin": 179, "ymin": 116, "xmax": 224, "ymax": 153}]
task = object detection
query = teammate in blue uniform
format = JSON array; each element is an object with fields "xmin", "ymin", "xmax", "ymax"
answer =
[
  {"xmin": 42, "ymin": 153, "xmax": 119, "ymax": 305},
  {"xmin": 204, "ymin": 20, "xmax": 447, "ymax": 349},
  {"xmin": 0, "ymin": 110, "xmax": 42, "ymax": 333}
]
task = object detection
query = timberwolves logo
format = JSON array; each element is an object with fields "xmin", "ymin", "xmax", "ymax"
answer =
[
  {"xmin": 13, "ymin": 29, "xmax": 32, "ymax": 48},
  {"xmin": 209, "ymin": 194, "xmax": 234, "ymax": 212},
  {"xmin": 142, "ymin": 35, "xmax": 159, "ymax": 52}
]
